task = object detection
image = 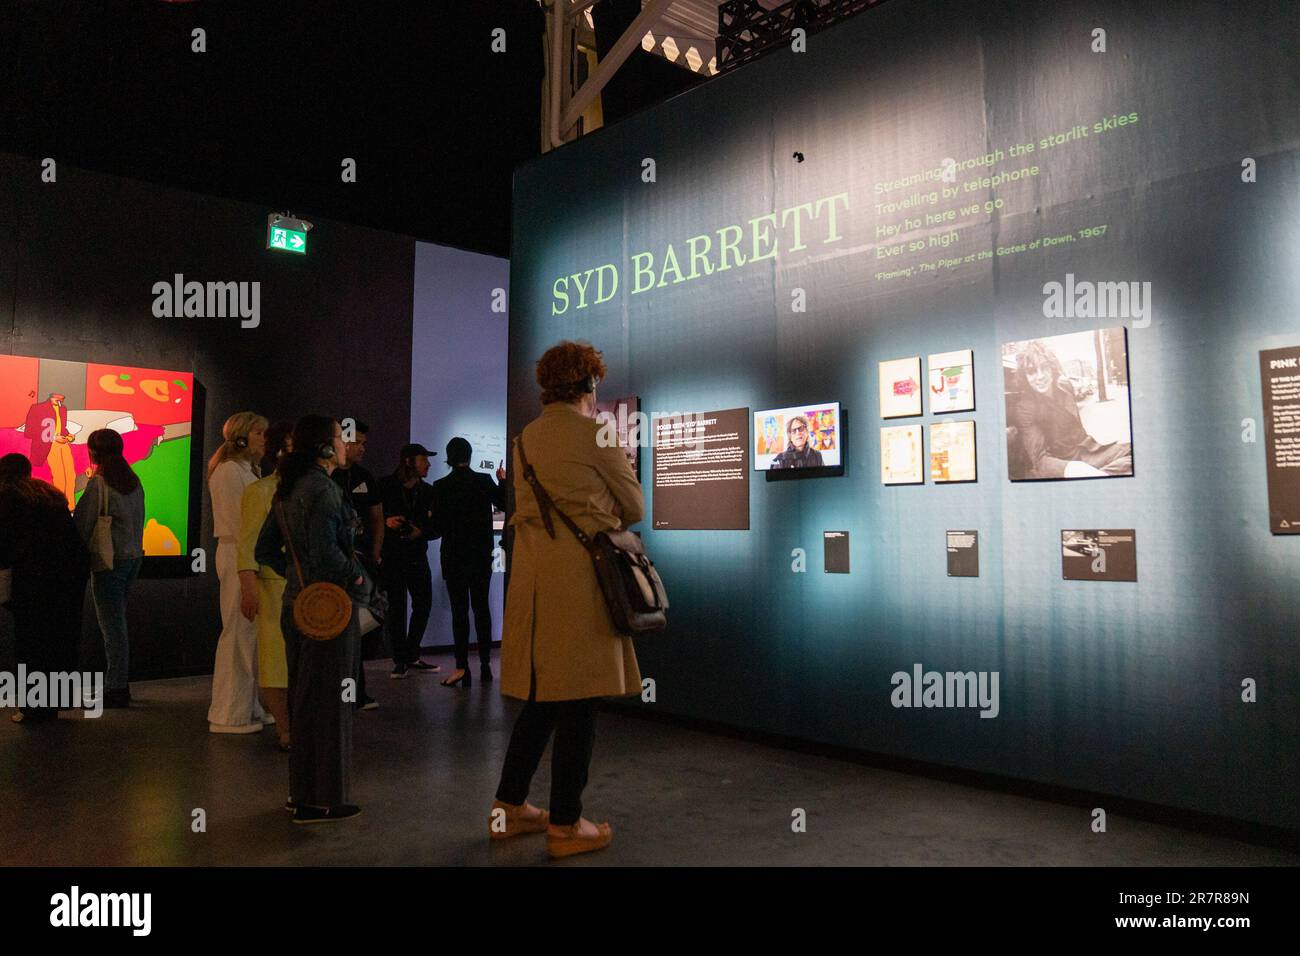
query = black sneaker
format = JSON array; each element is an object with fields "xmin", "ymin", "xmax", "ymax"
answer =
[
  {"xmin": 390, "ymin": 663, "xmax": 408, "ymax": 680},
  {"xmin": 284, "ymin": 799, "xmax": 297, "ymax": 813},
  {"xmin": 292, "ymin": 804, "xmax": 362, "ymax": 825},
  {"xmin": 407, "ymin": 659, "xmax": 441, "ymax": 673},
  {"xmin": 359, "ymin": 695, "xmax": 378, "ymax": 711}
]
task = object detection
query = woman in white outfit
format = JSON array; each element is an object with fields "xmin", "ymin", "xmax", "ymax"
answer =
[{"xmin": 207, "ymin": 411, "xmax": 270, "ymax": 734}]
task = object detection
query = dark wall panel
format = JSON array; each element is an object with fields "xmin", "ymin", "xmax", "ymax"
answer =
[{"xmin": 1, "ymin": 154, "xmax": 414, "ymax": 678}]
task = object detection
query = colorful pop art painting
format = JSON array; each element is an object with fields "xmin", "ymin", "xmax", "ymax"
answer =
[{"xmin": 0, "ymin": 354, "xmax": 195, "ymax": 557}]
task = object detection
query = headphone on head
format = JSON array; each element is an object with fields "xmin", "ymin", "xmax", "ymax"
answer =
[
  {"xmin": 233, "ymin": 435, "xmax": 248, "ymax": 449},
  {"xmin": 318, "ymin": 440, "xmax": 336, "ymax": 460}
]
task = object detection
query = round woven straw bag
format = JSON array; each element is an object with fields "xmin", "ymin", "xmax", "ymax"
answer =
[{"xmin": 293, "ymin": 582, "xmax": 353, "ymax": 641}]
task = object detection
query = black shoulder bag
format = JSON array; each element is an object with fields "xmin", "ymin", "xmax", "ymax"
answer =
[{"xmin": 516, "ymin": 435, "xmax": 668, "ymax": 636}]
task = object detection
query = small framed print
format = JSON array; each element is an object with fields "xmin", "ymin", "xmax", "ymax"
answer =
[
  {"xmin": 881, "ymin": 424, "xmax": 924, "ymax": 485},
  {"xmin": 929, "ymin": 420, "xmax": 977, "ymax": 483},
  {"xmin": 879, "ymin": 356, "xmax": 923, "ymax": 418},
  {"xmin": 928, "ymin": 349, "xmax": 974, "ymax": 413}
]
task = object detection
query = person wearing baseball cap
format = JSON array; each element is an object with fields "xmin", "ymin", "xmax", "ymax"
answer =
[{"xmin": 377, "ymin": 442, "xmax": 441, "ymax": 678}]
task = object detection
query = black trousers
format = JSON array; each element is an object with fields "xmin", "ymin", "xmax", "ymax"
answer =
[
  {"xmin": 495, "ymin": 698, "xmax": 598, "ymax": 826},
  {"xmin": 444, "ymin": 561, "xmax": 492, "ymax": 670},
  {"xmin": 283, "ymin": 604, "xmax": 356, "ymax": 808},
  {"xmin": 382, "ymin": 555, "xmax": 432, "ymax": 664}
]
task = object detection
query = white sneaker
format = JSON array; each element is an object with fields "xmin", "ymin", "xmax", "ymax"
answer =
[{"xmin": 209, "ymin": 721, "xmax": 264, "ymax": 735}]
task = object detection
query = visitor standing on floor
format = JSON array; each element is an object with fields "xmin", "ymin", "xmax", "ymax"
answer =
[
  {"xmin": 0, "ymin": 454, "xmax": 91, "ymax": 724},
  {"xmin": 433, "ymin": 437, "xmax": 504, "ymax": 688},
  {"xmin": 207, "ymin": 411, "xmax": 271, "ymax": 734},
  {"xmin": 236, "ymin": 421, "xmax": 295, "ymax": 750},
  {"xmin": 331, "ymin": 418, "xmax": 383, "ymax": 710},
  {"xmin": 490, "ymin": 341, "xmax": 644, "ymax": 859},
  {"xmin": 377, "ymin": 443, "xmax": 441, "ymax": 679},
  {"xmin": 73, "ymin": 429, "xmax": 145, "ymax": 709},
  {"xmin": 255, "ymin": 415, "xmax": 367, "ymax": 824}
]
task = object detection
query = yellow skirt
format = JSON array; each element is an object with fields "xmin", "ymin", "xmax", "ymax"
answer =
[{"xmin": 255, "ymin": 576, "xmax": 288, "ymax": 689}]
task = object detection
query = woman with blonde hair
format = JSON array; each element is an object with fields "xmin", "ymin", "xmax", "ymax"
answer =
[
  {"xmin": 489, "ymin": 340, "xmax": 644, "ymax": 859},
  {"xmin": 207, "ymin": 410, "xmax": 270, "ymax": 734}
]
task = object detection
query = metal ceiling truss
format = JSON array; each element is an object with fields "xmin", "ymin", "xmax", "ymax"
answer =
[
  {"xmin": 543, "ymin": 0, "xmax": 676, "ymax": 150},
  {"xmin": 716, "ymin": 0, "xmax": 888, "ymax": 73}
]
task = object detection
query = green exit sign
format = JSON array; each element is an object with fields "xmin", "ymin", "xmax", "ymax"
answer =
[{"xmin": 267, "ymin": 224, "xmax": 307, "ymax": 255}]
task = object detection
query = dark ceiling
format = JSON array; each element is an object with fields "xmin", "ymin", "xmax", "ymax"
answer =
[{"xmin": 0, "ymin": 0, "xmax": 547, "ymax": 258}]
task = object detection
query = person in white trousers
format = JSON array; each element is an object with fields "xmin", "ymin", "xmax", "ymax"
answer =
[{"xmin": 207, "ymin": 411, "xmax": 270, "ymax": 734}]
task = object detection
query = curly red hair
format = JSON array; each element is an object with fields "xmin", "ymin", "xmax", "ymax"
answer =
[{"xmin": 536, "ymin": 340, "xmax": 608, "ymax": 405}]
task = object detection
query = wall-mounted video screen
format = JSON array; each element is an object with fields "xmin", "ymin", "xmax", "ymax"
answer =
[
  {"xmin": 754, "ymin": 402, "xmax": 841, "ymax": 471},
  {"xmin": 0, "ymin": 354, "xmax": 199, "ymax": 568}
]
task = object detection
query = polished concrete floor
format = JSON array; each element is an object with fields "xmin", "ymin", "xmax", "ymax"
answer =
[{"xmin": 1, "ymin": 650, "xmax": 1295, "ymax": 867}]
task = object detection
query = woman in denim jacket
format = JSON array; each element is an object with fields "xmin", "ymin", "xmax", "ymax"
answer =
[{"xmin": 255, "ymin": 415, "xmax": 368, "ymax": 824}]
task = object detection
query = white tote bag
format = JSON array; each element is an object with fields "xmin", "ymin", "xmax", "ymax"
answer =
[{"xmin": 89, "ymin": 477, "xmax": 115, "ymax": 572}]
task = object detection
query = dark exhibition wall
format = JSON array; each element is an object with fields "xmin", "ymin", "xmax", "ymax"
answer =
[
  {"xmin": 508, "ymin": 0, "xmax": 1300, "ymax": 830},
  {"xmin": 0, "ymin": 152, "xmax": 416, "ymax": 678}
]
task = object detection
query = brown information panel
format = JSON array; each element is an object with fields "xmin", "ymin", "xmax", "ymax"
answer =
[
  {"xmin": 1260, "ymin": 346, "xmax": 1300, "ymax": 534},
  {"xmin": 1061, "ymin": 529, "xmax": 1137, "ymax": 581},
  {"xmin": 652, "ymin": 407, "xmax": 749, "ymax": 530}
]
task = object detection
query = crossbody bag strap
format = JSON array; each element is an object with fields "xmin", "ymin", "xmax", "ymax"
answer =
[
  {"xmin": 272, "ymin": 498, "xmax": 308, "ymax": 586},
  {"xmin": 515, "ymin": 435, "xmax": 595, "ymax": 554}
]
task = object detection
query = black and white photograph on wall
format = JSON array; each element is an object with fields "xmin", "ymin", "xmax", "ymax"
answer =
[{"xmin": 1002, "ymin": 328, "xmax": 1133, "ymax": 481}]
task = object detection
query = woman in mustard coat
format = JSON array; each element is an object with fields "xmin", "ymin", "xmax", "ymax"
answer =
[{"xmin": 490, "ymin": 341, "xmax": 644, "ymax": 859}]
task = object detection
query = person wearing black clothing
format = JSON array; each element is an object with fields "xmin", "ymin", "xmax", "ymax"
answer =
[
  {"xmin": 432, "ymin": 437, "xmax": 505, "ymax": 688},
  {"xmin": 378, "ymin": 443, "xmax": 442, "ymax": 679},
  {"xmin": 254, "ymin": 416, "xmax": 367, "ymax": 824},
  {"xmin": 0, "ymin": 455, "xmax": 91, "ymax": 724},
  {"xmin": 770, "ymin": 415, "xmax": 824, "ymax": 469},
  {"xmin": 332, "ymin": 419, "xmax": 384, "ymax": 710}
]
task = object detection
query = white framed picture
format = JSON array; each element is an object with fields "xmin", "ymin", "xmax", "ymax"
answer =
[
  {"xmin": 881, "ymin": 424, "xmax": 924, "ymax": 484},
  {"xmin": 878, "ymin": 356, "xmax": 923, "ymax": 418},
  {"xmin": 928, "ymin": 349, "xmax": 974, "ymax": 413}
]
